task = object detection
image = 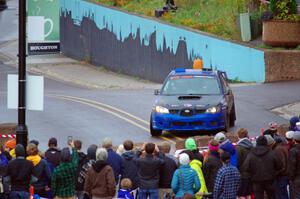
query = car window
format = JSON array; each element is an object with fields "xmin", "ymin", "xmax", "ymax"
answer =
[{"xmin": 161, "ymin": 75, "xmax": 221, "ymax": 95}]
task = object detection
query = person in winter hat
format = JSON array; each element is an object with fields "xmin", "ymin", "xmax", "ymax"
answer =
[
  {"xmin": 264, "ymin": 135, "xmax": 275, "ymax": 147},
  {"xmin": 26, "ymin": 143, "xmax": 51, "ymax": 198},
  {"xmin": 236, "ymin": 128, "xmax": 253, "ymax": 199},
  {"xmin": 121, "ymin": 140, "xmax": 139, "ymax": 197},
  {"xmin": 289, "ymin": 116, "xmax": 300, "ymax": 131},
  {"xmin": 288, "ymin": 131, "xmax": 300, "ymax": 198},
  {"xmin": 202, "ymin": 139, "xmax": 222, "ymax": 193},
  {"xmin": 84, "ymin": 148, "xmax": 116, "ymax": 199},
  {"xmin": 171, "ymin": 153, "xmax": 200, "ymax": 199},
  {"xmin": 76, "ymin": 144, "xmax": 97, "ymax": 199},
  {"xmin": 5, "ymin": 144, "xmax": 34, "ymax": 199},
  {"xmin": 51, "ymin": 142, "xmax": 79, "ymax": 199},
  {"xmin": 214, "ymin": 151, "xmax": 240, "ymax": 199},
  {"xmin": 117, "ymin": 178, "xmax": 134, "ymax": 199},
  {"xmin": 184, "ymin": 138, "xmax": 203, "ymax": 163},
  {"xmin": 220, "ymin": 141, "xmax": 237, "ymax": 167},
  {"xmin": 183, "ymin": 150, "xmax": 208, "ymax": 199},
  {"xmin": 286, "ymin": 131, "xmax": 295, "ymax": 150},
  {"xmin": 242, "ymin": 135, "xmax": 282, "ymax": 199}
]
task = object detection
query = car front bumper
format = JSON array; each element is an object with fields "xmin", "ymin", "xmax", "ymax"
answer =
[{"xmin": 152, "ymin": 111, "xmax": 226, "ymax": 131}]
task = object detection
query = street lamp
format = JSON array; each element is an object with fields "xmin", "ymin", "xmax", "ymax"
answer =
[{"xmin": 15, "ymin": 0, "xmax": 28, "ymax": 149}]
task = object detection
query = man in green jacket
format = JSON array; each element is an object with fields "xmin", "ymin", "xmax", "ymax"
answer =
[{"xmin": 51, "ymin": 142, "xmax": 79, "ymax": 199}]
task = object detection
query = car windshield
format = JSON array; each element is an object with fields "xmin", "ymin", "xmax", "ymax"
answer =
[{"xmin": 161, "ymin": 75, "xmax": 221, "ymax": 95}]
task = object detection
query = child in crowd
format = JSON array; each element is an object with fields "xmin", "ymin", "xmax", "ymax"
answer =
[{"xmin": 117, "ymin": 178, "xmax": 134, "ymax": 199}]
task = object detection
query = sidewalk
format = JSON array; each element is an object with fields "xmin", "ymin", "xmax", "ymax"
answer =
[{"xmin": 0, "ymin": 40, "xmax": 160, "ymax": 90}]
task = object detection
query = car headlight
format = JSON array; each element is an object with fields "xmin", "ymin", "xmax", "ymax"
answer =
[
  {"xmin": 155, "ymin": 106, "xmax": 169, "ymax": 114},
  {"xmin": 206, "ymin": 106, "xmax": 220, "ymax": 114}
]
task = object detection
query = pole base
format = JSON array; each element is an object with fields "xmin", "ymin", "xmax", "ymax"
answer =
[{"xmin": 15, "ymin": 124, "xmax": 28, "ymax": 148}]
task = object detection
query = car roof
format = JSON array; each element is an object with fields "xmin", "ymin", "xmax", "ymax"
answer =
[{"xmin": 169, "ymin": 68, "xmax": 218, "ymax": 77}]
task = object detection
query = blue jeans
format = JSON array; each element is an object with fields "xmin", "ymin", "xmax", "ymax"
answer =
[
  {"xmin": 138, "ymin": 188, "xmax": 159, "ymax": 199},
  {"xmin": 9, "ymin": 191, "xmax": 29, "ymax": 199},
  {"xmin": 275, "ymin": 176, "xmax": 289, "ymax": 199}
]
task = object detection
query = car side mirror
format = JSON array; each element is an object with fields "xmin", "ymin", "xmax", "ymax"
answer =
[{"xmin": 154, "ymin": 89, "xmax": 160, "ymax": 95}]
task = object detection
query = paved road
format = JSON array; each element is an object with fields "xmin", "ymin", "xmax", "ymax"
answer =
[{"xmin": 1, "ymin": 62, "xmax": 300, "ymax": 151}]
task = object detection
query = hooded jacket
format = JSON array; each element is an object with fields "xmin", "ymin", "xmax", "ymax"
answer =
[
  {"xmin": 202, "ymin": 151, "xmax": 222, "ymax": 192},
  {"xmin": 76, "ymin": 145, "xmax": 97, "ymax": 191},
  {"xmin": 159, "ymin": 153, "xmax": 177, "ymax": 189},
  {"xmin": 273, "ymin": 142, "xmax": 288, "ymax": 177},
  {"xmin": 220, "ymin": 141, "xmax": 237, "ymax": 167},
  {"xmin": 6, "ymin": 144, "xmax": 34, "ymax": 192},
  {"xmin": 236, "ymin": 138, "xmax": 253, "ymax": 178},
  {"xmin": 190, "ymin": 159, "xmax": 208, "ymax": 199},
  {"xmin": 27, "ymin": 155, "xmax": 51, "ymax": 194},
  {"xmin": 121, "ymin": 151, "xmax": 139, "ymax": 190},
  {"xmin": 171, "ymin": 164, "xmax": 201, "ymax": 198},
  {"xmin": 45, "ymin": 147, "xmax": 61, "ymax": 167},
  {"xmin": 288, "ymin": 144, "xmax": 300, "ymax": 181},
  {"xmin": 134, "ymin": 152, "xmax": 164, "ymax": 189},
  {"xmin": 84, "ymin": 160, "xmax": 115, "ymax": 198},
  {"xmin": 242, "ymin": 146, "xmax": 282, "ymax": 182}
]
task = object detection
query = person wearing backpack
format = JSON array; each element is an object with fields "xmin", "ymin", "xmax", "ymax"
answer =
[
  {"xmin": 171, "ymin": 153, "xmax": 200, "ymax": 199},
  {"xmin": 76, "ymin": 145, "xmax": 97, "ymax": 199}
]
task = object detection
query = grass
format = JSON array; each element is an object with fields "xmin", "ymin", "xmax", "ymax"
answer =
[{"xmin": 93, "ymin": 0, "xmax": 247, "ymax": 40}]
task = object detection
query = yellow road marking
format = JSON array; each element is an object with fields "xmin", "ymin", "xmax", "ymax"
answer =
[
  {"xmin": 49, "ymin": 94, "xmax": 149, "ymax": 125},
  {"xmin": 51, "ymin": 95, "xmax": 176, "ymax": 144}
]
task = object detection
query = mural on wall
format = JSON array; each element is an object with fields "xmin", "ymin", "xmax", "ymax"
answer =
[{"xmin": 60, "ymin": 0, "xmax": 266, "ymax": 82}]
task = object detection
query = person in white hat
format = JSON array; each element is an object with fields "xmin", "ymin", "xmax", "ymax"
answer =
[
  {"xmin": 285, "ymin": 131, "xmax": 295, "ymax": 150},
  {"xmin": 288, "ymin": 131, "xmax": 300, "ymax": 198},
  {"xmin": 171, "ymin": 153, "xmax": 200, "ymax": 198}
]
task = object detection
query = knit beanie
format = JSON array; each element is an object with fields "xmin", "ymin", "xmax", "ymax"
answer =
[
  {"xmin": 208, "ymin": 139, "xmax": 219, "ymax": 152},
  {"xmin": 15, "ymin": 144, "xmax": 25, "ymax": 157},
  {"xmin": 286, "ymin": 131, "xmax": 294, "ymax": 140},
  {"xmin": 214, "ymin": 132, "xmax": 226, "ymax": 143},
  {"xmin": 296, "ymin": 122, "xmax": 300, "ymax": 130},
  {"xmin": 5, "ymin": 139, "xmax": 16, "ymax": 150},
  {"xmin": 185, "ymin": 138, "xmax": 197, "ymax": 150},
  {"xmin": 264, "ymin": 135, "xmax": 275, "ymax": 146},
  {"xmin": 293, "ymin": 131, "xmax": 300, "ymax": 142},
  {"xmin": 61, "ymin": 148, "xmax": 72, "ymax": 163},
  {"xmin": 179, "ymin": 153, "xmax": 190, "ymax": 165},
  {"xmin": 256, "ymin": 136, "xmax": 267, "ymax": 146},
  {"xmin": 87, "ymin": 144, "xmax": 98, "ymax": 160}
]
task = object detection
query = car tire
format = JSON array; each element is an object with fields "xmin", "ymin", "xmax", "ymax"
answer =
[
  {"xmin": 229, "ymin": 104, "xmax": 236, "ymax": 127},
  {"xmin": 150, "ymin": 119, "xmax": 162, "ymax": 136}
]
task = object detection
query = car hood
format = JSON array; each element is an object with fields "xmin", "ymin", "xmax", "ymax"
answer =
[{"xmin": 155, "ymin": 95, "xmax": 224, "ymax": 109}]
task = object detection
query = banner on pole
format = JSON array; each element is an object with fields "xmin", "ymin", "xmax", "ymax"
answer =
[{"xmin": 27, "ymin": 0, "xmax": 60, "ymax": 54}]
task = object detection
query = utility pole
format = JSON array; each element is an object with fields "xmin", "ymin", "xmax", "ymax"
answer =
[{"xmin": 15, "ymin": 0, "xmax": 28, "ymax": 149}]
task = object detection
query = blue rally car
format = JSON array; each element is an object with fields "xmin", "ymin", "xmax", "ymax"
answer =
[{"xmin": 150, "ymin": 68, "xmax": 236, "ymax": 136}]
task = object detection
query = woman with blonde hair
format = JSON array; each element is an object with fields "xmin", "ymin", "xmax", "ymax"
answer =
[{"xmin": 26, "ymin": 143, "xmax": 51, "ymax": 197}]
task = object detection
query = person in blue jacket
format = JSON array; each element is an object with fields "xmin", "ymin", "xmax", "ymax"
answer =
[{"xmin": 171, "ymin": 153, "xmax": 200, "ymax": 198}]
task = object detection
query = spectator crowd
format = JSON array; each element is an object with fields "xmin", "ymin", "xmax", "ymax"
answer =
[{"xmin": 0, "ymin": 116, "xmax": 299, "ymax": 199}]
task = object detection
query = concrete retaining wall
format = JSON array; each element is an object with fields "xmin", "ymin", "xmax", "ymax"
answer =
[
  {"xmin": 265, "ymin": 50, "xmax": 300, "ymax": 82},
  {"xmin": 60, "ymin": 0, "xmax": 266, "ymax": 83}
]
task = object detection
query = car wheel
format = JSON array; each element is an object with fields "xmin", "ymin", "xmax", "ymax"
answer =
[
  {"xmin": 150, "ymin": 119, "xmax": 162, "ymax": 136},
  {"xmin": 229, "ymin": 104, "xmax": 236, "ymax": 127}
]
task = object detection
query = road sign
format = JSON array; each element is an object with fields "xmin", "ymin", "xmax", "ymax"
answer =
[{"xmin": 7, "ymin": 74, "xmax": 44, "ymax": 111}]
